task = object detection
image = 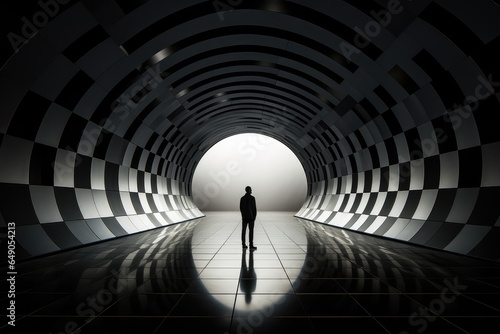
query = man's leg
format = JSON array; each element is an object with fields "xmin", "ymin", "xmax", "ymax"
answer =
[
  {"xmin": 249, "ymin": 219, "xmax": 256, "ymax": 250},
  {"xmin": 241, "ymin": 220, "xmax": 248, "ymax": 247}
]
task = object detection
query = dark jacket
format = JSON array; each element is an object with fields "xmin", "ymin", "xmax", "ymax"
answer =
[{"xmin": 240, "ymin": 193, "xmax": 257, "ymax": 220}]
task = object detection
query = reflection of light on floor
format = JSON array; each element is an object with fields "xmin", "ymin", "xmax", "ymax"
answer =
[
  {"xmin": 193, "ymin": 213, "xmax": 307, "ymax": 312},
  {"xmin": 151, "ymin": 227, "xmax": 168, "ymax": 244},
  {"xmin": 235, "ymin": 292, "xmax": 289, "ymax": 313}
]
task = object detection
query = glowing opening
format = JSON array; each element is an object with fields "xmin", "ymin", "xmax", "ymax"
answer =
[{"xmin": 192, "ymin": 133, "xmax": 307, "ymax": 212}]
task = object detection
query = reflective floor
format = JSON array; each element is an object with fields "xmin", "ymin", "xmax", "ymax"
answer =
[{"xmin": 2, "ymin": 212, "xmax": 500, "ymax": 333}]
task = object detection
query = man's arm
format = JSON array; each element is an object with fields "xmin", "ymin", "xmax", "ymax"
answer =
[{"xmin": 252, "ymin": 197, "xmax": 257, "ymax": 218}]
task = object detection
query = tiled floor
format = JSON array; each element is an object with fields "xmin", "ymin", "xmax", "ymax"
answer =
[{"xmin": 2, "ymin": 212, "xmax": 500, "ymax": 333}]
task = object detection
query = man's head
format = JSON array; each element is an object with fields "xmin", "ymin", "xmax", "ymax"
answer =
[{"xmin": 245, "ymin": 186, "xmax": 252, "ymax": 194}]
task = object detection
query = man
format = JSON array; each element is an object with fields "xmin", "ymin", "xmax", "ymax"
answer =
[{"xmin": 240, "ymin": 186, "xmax": 257, "ymax": 250}]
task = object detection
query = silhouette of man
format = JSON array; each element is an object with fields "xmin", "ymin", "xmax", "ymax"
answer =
[{"xmin": 240, "ymin": 186, "xmax": 257, "ymax": 250}]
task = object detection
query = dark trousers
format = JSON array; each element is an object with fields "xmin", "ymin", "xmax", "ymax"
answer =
[{"xmin": 241, "ymin": 218, "xmax": 255, "ymax": 245}]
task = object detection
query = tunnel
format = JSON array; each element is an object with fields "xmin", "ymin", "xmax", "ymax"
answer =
[{"xmin": 1, "ymin": 0, "xmax": 499, "ymax": 264}]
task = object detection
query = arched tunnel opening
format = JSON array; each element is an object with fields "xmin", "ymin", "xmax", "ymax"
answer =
[
  {"xmin": 1, "ymin": 0, "xmax": 499, "ymax": 265},
  {"xmin": 192, "ymin": 133, "xmax": 307, "ymax": 212}
]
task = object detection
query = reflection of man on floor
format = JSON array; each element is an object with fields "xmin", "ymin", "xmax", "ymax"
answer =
[
  {"xmin": 240, "ymin": 249, "xmax": 256, "ymax": 304},
  {"xmin": 240, "ymin": 186, "xmax": 257, "ymax": 250}
]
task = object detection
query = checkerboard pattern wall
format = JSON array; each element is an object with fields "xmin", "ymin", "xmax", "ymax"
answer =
[
  {"xmin": 0, "ymin": 57, "xmax": 204, "ymax": 259},
  {"xmin": 295, "ymin": 0, "xmax": 500, "ymax": 260},
  {"xmin": 0, "ymin": 120, "xmax": 203, "ymax": 257}
]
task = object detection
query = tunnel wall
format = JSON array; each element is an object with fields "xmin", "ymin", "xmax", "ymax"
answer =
[
  {"xmin": 0, "ymin": 12, "xmax": 205, "ymax": 259},
  {"xmin": 295, "ymin": 80, "xmax": 500, "ymax": 261},
  {"xmin": 293, "ymin": 2, "xmax": 500, "ymax": 261},
  {"xmin": 0, "ymin": 120, "xmax": 203, "ymax": 259},
  {"xmin": 296, "ymin": 146, "xmax": 500, "ymax": 261},
  {"xmin": 295, "ymin": 60, "xmax": 500, "ymax": 262}
]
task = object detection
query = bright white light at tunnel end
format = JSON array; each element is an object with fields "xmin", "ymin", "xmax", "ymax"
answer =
[{"xmin": 192, "ymin": 133, "xmax": 308, "ymax": 212}]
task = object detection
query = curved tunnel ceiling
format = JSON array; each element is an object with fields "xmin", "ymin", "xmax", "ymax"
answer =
[{"xmin": 0, "ymin": 0, "xmax": 499, "ymax": 260}]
